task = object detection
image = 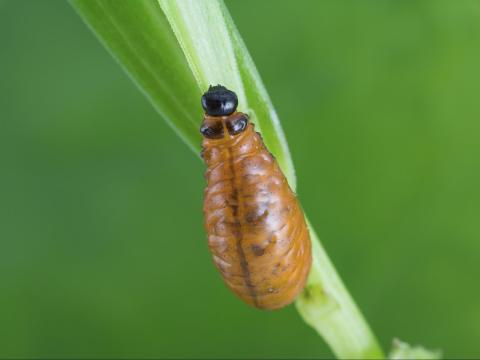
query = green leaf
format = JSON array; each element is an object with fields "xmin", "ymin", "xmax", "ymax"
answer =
[{"xmin": 70, "ymin": 0, "xmax": 202, "ymax": 153}]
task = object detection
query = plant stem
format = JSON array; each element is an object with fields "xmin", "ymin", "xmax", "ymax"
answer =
[
  {"xmin": 159, "ymin": 0, "xmax": 384, "ymax": 358},
  {"xmin": 297, "ymin": 219, "xmax": 384, "ymax": 359}
]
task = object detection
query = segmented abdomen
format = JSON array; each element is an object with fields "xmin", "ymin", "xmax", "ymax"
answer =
[{"xmin": 202, "ymin": 124, "xmax": 311, "ymax": 309}]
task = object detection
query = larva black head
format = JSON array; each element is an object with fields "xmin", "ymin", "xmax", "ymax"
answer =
[{"xmin": 201, "ymin": 85, "xmax": 238, "ymax": 116}]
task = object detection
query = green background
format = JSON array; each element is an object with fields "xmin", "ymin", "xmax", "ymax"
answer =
[{"xmin": 1, "ymin": 0, "xmax": 480, "ymax": 358}]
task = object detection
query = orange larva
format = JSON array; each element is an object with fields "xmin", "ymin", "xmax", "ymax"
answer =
[{"xmin": 200, "ymin": 85, "xmax": 312, "ymax": 310}]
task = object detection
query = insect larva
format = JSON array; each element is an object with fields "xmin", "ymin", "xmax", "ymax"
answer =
[{"xmin": 200, "ymin": 85, "xmax": 312, "ymax": 310}]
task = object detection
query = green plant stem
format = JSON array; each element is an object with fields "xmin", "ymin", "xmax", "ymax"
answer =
[{"xmin": 297, "ymin": 219, "xmax": 384, "ymax": 359}]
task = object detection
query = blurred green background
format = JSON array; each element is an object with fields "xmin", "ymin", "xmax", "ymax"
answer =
[{"xmin": 1, "ymin": 0, "xmax": 480, "ymax": 358}]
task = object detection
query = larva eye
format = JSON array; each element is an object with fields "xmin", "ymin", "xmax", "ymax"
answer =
[
  {"xmin": 200, "ymin": 123, "xmax": 224, "ymax": 139},
  {"xmin": 226, "ymin": 116, "xmax": 248, "ymax": 135}
]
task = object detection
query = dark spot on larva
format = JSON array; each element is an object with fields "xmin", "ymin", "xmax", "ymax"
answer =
[
  {"xmin": 280, "ymin": 205, "xmax": 292, "ymax": 216},
  {"xmin": 251, "ymin": 244, "xmax": 265, "ymax": 257},
  {"xmin": 272, "ymin": 263, "xmax": 282, "ymax": 276},
  {"xmin": 200, "ymin": 121, "xmax": 224, "ymax": 139},
  {"xmin": 226, "ymin": 114, "xmax": 249, "ymax": 135},
  {"xmin": 245, "ymin": 208, "xmax": 269, "ymax": 224},
  {"xmin": 245, "ymin": 213, "xmax": 255, "ymax": 224}
]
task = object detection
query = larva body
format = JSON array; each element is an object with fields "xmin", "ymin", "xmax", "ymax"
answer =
[{"xmin": 200, "ymin": 86, "xmax": 311, "ymax": 310}]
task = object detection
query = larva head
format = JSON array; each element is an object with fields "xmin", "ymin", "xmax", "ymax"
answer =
[{"xmin": 201, "ymin": 85, "xmax": 238, "ymax": 116}]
